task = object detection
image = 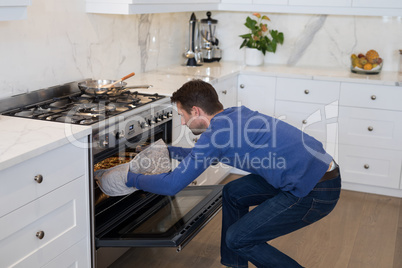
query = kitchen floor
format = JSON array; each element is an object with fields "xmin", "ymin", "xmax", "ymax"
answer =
[{"xmin": 111, "ymin": 174, "xmax": 402, "ymax": 268}]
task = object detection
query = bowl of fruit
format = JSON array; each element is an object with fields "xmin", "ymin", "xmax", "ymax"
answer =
[{"xmin": 351, "ymin": 50, "xmax": 383, "ymax": 74}]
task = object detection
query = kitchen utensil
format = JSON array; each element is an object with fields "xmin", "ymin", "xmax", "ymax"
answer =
[
  {"xmin": 185, "ymin": 13, "xmax": 198, "ymax": 66},
  {"xmin": 101, "ymin": 72, "xmax": 135, "ymax": 88},
  {"xmin": 78, "ymin": 79, "xmax": 152, "ymax": 96},
  {"xmin": 200, "ymin": 11, "xmax": 222, "ymax": 62}
]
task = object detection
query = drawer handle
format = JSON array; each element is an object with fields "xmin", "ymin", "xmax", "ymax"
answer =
[
  {"xmin": 34, "ymin": 175, "xmax": 43, "ymax": 184},
  {"xmin": 240, "ymin": 84, "xmax": 245, "ymax": 89},
  {"xmin": 304, "ymin": 89, "xmax": 310, "ymax": 94},
  {"xmin": 364, "ymin": 164, "xmax": 370, "ymax": 169},
  {"xmin": 368, "ymin": 126, "xmax": 373, "ymax": 131},
  {"xmin": 302, "ymin": 120, "xmax": 307, "ymax": 124},
  {"xmin": 221, "ymin": 90, "xmax": 227, "ymax": 94},
  {"xmin": 371, "ymin": 95, "xmax": 376, "ymax": 100},
  {"xmin": 36, "ymin": 231, "xmax": 45, "ymax": 240}
]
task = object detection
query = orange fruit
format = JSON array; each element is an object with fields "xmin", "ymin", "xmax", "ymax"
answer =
[{"xmin": 364, "ymin": 63, "xmax": 373, "ymax": 70}]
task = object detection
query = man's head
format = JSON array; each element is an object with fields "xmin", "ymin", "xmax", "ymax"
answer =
[{"xmin": 171, "ymin": 79, "xmax": 224, "ymax": 135}]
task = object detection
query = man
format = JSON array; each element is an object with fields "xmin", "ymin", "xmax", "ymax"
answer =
[{"xmin": 126, "ymin": 79, "xmax": 341, "ymax": 268}]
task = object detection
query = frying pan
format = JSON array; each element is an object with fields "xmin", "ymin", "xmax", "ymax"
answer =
[{"xmin": 78, "ymin": 80, "xmax": 153, "ymax": 96}]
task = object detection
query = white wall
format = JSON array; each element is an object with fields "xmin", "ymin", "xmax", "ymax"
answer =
[
  {"xmin": 0, "ymin": 0, "xmax": 190, "ymax": 98},
  {"xmin": 212, "ymin": 12, "xmax": 402, "ymax": 71},
  {"xmin": 212, "ymin": 11, "xmax": 402, "ymax": 72},
  {"xmin": 0, "ymin": 1, "xmax": 401, "ymax": 99}
]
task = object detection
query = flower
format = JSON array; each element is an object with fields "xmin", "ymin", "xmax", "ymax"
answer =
[{"xmin": 239, "ymin": 13, "xmax": 284, "ymax": 55}]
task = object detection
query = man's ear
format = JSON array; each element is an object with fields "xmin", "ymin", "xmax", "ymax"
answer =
[{"xmin": 191, "ymin": 106, "xmax": 200, "ymax": 116}]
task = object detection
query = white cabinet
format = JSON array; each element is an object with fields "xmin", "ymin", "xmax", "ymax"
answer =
[
  {"xmin": 237, "ymin": 74, "xmax": 276, "ymax": 116},
  {"xmin": 352, "ymin": 0, "xmax": 402, "ymax": 8},
  {"xmin": 288, "ymin": 0, "xmax": 352, "ymax": 7},
  {"xmin": 86, "ymin": 0, "xmax": 219, "ymax": 15},
  {"xmin": 219, "ymin": 0, "xmax": 402, "ymax": 16},
  {"xmin": 0, "ymin": 0, "xmax": 31, "ymax": 21},
  {"xmin": 171, "ymin": 77, "xmax": 236, "ymax": 185},
  {"xmin": 338, "ymin": 82, "xmax": 402, "ymax": 191},
  {"xmin": 0, "ymin": 138, "xmax": 91, "ymax": 267}
]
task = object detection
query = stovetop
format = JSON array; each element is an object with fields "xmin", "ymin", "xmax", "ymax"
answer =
[{"xmin": 0, "ymin": 80, "xmax": 167, "ymax": 125}]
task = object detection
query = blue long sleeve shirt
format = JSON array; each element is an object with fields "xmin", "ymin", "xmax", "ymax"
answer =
[{"xmin": 128, "ymin": 106, "xmax": 333, "ymax": 197}]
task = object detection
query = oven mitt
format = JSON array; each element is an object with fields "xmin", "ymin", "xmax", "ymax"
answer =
[
  {"xmin": 129, "ymin": 138, "xmax": 171, "ymax": 174},
  {"xmin": 94, "ymin": 163, "xmax": 136, "ymax": 197},
  {"xmin": 95, "ymin": 139, "xmax": 171, "ymax": 196}
]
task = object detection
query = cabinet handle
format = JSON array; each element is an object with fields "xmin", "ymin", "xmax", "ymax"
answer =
[
  {"xmin": 302, "ymin": 120, "xmax": 307, "ymax": 124},
  {"xmin": 364, "ymin": 164, "xmax": 370, "ymax": 169},
  {"xmin": 368, "ymin": 126, "xmax": 373, "ymax": 131},
  {"xmin": 34, "ymin": 175, "xmax": 43, "ymax": 184},
  {"xmin": 36, "ymin": 231, "xmax": 45, "ymax": 240},
  {"xmin": 221, "ymin": 90, "xmax": 227, "ymax": 94},
  {"xmin": 240, "ymin": 84, "xmax": 245, "ymax": 89},
  {"xmin": 304, "ymin": 89, "xmax": 310, "ymax": 94},
  {"xmin": 371, "ymin": 95, "xmax": 376, "ymax": 100}
]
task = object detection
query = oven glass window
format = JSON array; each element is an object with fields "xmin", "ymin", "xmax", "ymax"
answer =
[
  {"xmin": 122, "ymin": 189, "xmax": 212, "ymax": 235},
  {"xmin": 96, "ymin": 185, "xmax": 223, "ymax": 248}
]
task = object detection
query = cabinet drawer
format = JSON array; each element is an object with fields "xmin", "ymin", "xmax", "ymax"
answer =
[
  {"xmin": 339, "ymin": 107, "xmax": 402, "ymax": 150},
  {"xmin": 0, "ymin": 176, "xmax": 89, "ymax": 268},
  {"xmin": 275, "ymin": 100, "xmax": 339, "ymax": 144},
  {"xmin": 276, "ymin": 78, "xmax": 340, "ymax": 104},
  {"xmin": 340, "ymin": 83, "xmax": 402, "ymax": 111},
  {"xmin": 0, "ymin": 140, "xmax": 88, "ymax": 217},
  {"xmin": 338, "ymin": 145, "xmax": 401, "ymax": 189}
]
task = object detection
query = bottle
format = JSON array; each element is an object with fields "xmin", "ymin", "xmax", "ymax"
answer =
[{"xmin": 399, "ymin": 50, "xmax": 402, "ymax": 75}]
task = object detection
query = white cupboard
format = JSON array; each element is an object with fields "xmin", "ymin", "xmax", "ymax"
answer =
[
  {"xmin": 0, "ymin": 137, "xmax": 91, "ymax": 267},
  {"xmin": 338, "ymin": 82, "xmax": 402, "ymax": 193},
  {"xmin": 86, "ymin": 0, "xmax": 402, "ymax": 16}
]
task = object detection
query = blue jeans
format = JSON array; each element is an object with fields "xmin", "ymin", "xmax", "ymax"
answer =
[{"xmin": 220, "ymin": 173, "xmax": 341, "ymax": 268}]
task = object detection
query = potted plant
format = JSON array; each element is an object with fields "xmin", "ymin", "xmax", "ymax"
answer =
[{"xmin": 240, "ymin": 13, "xmax": 284, "ymax": 66}]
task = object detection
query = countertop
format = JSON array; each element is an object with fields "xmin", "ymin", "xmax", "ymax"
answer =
[{"xmin": 1, "ymin": 61, "xmax": 401, "ymax": 171}]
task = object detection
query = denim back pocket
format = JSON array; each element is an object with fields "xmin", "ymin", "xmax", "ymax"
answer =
[{"xmin": 302, "ymin": 198, "xmax": 339, "ymax": 224}]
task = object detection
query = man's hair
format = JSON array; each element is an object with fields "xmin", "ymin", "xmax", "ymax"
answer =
[{"xmin": 170, "ymin": 79, "xmax": 223, "ymax": 115}]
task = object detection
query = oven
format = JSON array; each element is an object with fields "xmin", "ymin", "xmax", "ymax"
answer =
[{"xmin": 0, "ymin": 80, "xmax": 223, "ymax": 268}]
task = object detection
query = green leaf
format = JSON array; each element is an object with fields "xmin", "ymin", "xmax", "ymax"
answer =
[{"xmin": 239, "ymin": 33, "xmax": 252, "ymax": 39}]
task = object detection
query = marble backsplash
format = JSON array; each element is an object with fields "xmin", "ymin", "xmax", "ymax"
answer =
[{"xmin": 0, "ymin": 0, "xmax": 401, "ymax": 99}]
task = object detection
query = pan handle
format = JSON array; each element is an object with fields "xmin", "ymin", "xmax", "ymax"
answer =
[{"xmin": 124, "ymin": 85, "xmax": 153, "ymax": 89}]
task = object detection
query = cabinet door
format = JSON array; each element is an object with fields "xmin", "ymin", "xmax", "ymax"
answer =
[
  {"xmin": 213, "ymin": 76, "xmax": 237, "ymax": 108},
  {"xmin": 0, "ymin": 177, "xmax": 89, "ymax": 268},
  {"xmin": 352, "ymin": 0, "xmax": 402, "ymax": 8},
  {"xmin": 238, "ymin": 75, "xmax": 276, "ymax": 116},
  {"xmin": 42, "ymin": 238, "xmax": 90, "ymax": 268},
  {"xmin": 338, "ymin": 144, "xmax": 402, "ymax": 189},
  {"xmin": 288, "ymin": 0, "xmax": 351, "ymax": 6}
]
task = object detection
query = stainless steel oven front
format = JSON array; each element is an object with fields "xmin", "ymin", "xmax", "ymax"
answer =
[{"xmin": 90, "ymin": 100, "xmax": 223, "ymax": 268}]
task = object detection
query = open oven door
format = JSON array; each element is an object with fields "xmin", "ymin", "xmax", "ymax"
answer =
[{"xmin": 94, "ymin": 185, "xmax": 223, "ymax": 252}]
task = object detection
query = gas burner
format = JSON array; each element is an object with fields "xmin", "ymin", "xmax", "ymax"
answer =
[{"xmin": 73, "ymin": 103, "xmax": 116, "ymax": 114}]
